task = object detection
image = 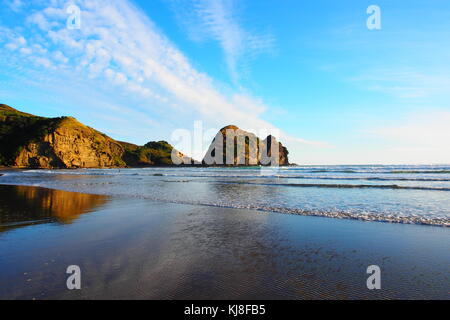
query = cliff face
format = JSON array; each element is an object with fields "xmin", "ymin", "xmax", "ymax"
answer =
[
  {"xmin": 120, "ymin": 140, "xmax": 195, "ymax": 166},
  {"xmin": 0, "ymin": 104, "xmax": 194, "ymax": 168},
  {"xmin": 262, "ymin": 135, "xmax": 289, "ymax": 166},
  {"xmin": 0, "ymin": 105, "xmax": 290, "ymax": 168},
  {"xmin": 13, "ymin": 117, "xmax": 125, "ymax": 169},
  {"xmin": 203, "ymin": 125, "xmax": 289, "ymax": 166}
]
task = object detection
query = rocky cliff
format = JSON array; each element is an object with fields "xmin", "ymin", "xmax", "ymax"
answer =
[
  {"xmin": 120, "ymin": 140, "xmax": 195, "ymax": 166},
  {"xmin": 262, "ymin": 135, "xmax": 290, "ymax": 166},
  {"xmin": 0, "ymin": 104, "xmax": 191, "ymax": 168},
  {"xmin": 202, "ymin": 125, "xmax": 289, "ymax": 166},
  {"xmin": 14, "ymin": 117, "xmax": 125, "ymax": 169},
  {"xmin": 0, "ymin": 105, "xmax": 289, "ymax": 168},
  {"xmin": 0, "ymin": 104, "xmax": 125, "ymax": 169}
]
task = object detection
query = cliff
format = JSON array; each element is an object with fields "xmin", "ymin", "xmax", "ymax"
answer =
[
  {"xmin": 0, "ymin": 104, "xmax": 125, "ymax": 168},
  {"xmin": 120, "ymin": 140, "xmax": 195, "ymax": 166},
  {"xmin": 262, "ymin": 135, "xmax": 290, "ymax": 166},
  {"xmin": 202, "ymin": 125, "xmax": 289, "ymax": 166},
  {"xmin": 0, "ymin": 105, "xmax": 290, "ymax": 168},
  {"xmin": 0, "ymin": 104, "xmax": 191, "ymax": 168}
]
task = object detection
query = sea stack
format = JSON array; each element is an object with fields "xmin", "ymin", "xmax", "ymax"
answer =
[{"xmin": 202, "ymin": 125, "xmax": 289, "ymax": 166}]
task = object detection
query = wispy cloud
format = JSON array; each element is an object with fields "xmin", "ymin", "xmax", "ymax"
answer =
[
  {"xmin": 168, "ymin": 0, "xmax": 275, "ymax": 83},
  {"xmin": 6, "ymin": 0, "xmax": 24, "ymax": 12},
  {"xmin": 351, "ymin": 68, "xmax": 450, "ymax": 99},
  {"xmin": 368, "ymin": 110, "xmax": 450, "ymax": 164},
  {"xmin": 0, "ymin": 0, "xmax": 322, "ymax": 156}
]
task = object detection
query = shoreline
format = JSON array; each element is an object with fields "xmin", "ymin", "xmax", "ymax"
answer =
[
  {"xmin": 0, "ymin": 164, "xmax": 296, "ymax": 170},
  {"xmin": 1, "ymin": 164, "xmax": 450, "ymax": 228},
  {"xmin": 0, "ymin": 184, "xmax": 448, "ymax": 300},
  {"xmin": 0, "ymin": 179, "xmax": 448, "ymax": 227}
]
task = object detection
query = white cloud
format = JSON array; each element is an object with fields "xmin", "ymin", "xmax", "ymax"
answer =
[
  {"xmin": 0, "ymin": 0, "xmax": 323, "ymax": 157},
  {"xmin": 52, "ymin": 50, "xmax": 68, "ymax": 64},
  {"xmin": 33, "ymin": 57, "xmax": 52, "ymax": 68},
  {"xmin": 27, "ymin": 12, "xmax": 51, "ymax": 31},
  {"xmin": 5, "ymin": 35, "xmax": 26, "ymax": 50},
  {"xmin": 8, "ymin": 0, "xmax": 24, "ymax": 12},
  {"xmin": 19, "ymin": 47, "xmax": 32, "ymax": 55},
  {"xmin": 369, "ymin": 110, "xmax": 450, "ymax": 164},
  {"xmin": 352, "ymin": 68, "xmax": 450, "ymax": 99},
  {"xmin": 169, "ymin": 0, "xmax": 274, "ymax": 82}
]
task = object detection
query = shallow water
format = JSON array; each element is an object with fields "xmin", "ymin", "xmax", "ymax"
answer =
[
  {"xmin": 1, "ymin": 165, "xmax": 450, "ymax": 226},
  {"xmin": 0, "ymin": 185, "xmax": 448, "ymax": 300}
]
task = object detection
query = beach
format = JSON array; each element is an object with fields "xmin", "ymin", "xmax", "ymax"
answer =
[
  {"xmin": 1, "ymin": 0, "xmax": 449, "ymax": 306},
  {"xmin": 0, "ymin": 184, "xmax": 448, "ymax": 300}
]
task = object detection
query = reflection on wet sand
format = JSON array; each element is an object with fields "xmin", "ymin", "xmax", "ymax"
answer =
[
  {"xmin": 0, "ymin": 185, "xmax": 448, "ymax": 300},
  {"xmin": 0, "ymin": 185, "xmax": 108, "ymax": 231}
]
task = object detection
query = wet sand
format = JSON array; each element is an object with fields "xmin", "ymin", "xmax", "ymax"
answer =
[{"xmin": 0, "ymin": 185, "xmax": 448, "ymax": 300}]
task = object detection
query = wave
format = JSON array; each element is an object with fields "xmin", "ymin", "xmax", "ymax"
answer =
[
  {"xmin": 144, "ymin": 199, "xmax": 449, "ymax": 227},
  {"xmin": 305, "ymin": 170, "xmax": 450, "ymax": 174},
  {"xmin": 10, "ymin": 167, "xmax": 450, "ymax": 175},
  {"xmin": 4, "ymin": 170, "xmax": 450, "ymax": 184},
  {"xmin": 217, "ymin": 181, "xmax": 450, "ymax": 191},
  {"xmin": 389, "ymin": 170, "xmax": 450, "ymax": 174},
  {"xmin": 311, "ymin": 170, "xmax": 357, "ymax": 173},
  {"xmin": 68, "ymin": 191, "xmax": 450, "ymax": 227},
  {"xmin": 164, "ymin": 174, "xmax": 450, "ymax": 182},
  {"xmin": 1, "ymin": 181, "xmax": 448, "ymax": 227},
  {"xmin": 287, "ymin": 176, "xmax": 450, "ymax": 182}
]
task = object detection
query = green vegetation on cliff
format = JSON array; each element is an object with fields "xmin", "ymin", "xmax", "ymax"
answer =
[
  {"xmin": 0, "ymin": 104, "xmax": 190, "ymax": 168},
  {"xmin": 0, "ymin": 104, "xmax": 62, "ymax": 165},
  {"xmin": 1, "ymin": 104, "xmax": 288, "ymax": 168},
  {"xmin": 120, "ymin": 140, "xmax": 180, "ymax": 166}
]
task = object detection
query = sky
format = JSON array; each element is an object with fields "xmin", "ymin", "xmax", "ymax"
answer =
[{"xmin": 0, "ymin": 0, "xmax": 450, "ymax": 164}]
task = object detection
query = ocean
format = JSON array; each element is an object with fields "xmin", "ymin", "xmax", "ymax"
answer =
[{"xmin": 1, "ymin": 164, "xmax": 449, "ymax": 227}]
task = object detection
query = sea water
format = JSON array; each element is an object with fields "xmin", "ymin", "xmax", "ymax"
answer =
[{"xmin": 1, "ymin": 165, "xmax": 450, "ymax": 226}]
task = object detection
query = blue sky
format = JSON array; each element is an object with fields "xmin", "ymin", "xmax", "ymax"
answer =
[{"xmin": 1, "ymin": 0, "xmax": 450, "ymax": 164}]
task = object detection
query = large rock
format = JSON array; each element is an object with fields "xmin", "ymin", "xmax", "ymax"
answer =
[
  {"xmin": 13, "ymin": 117, "xmax": 125, "ymax": 169},
  {"xmin": 203, "ymin": 125, "xmax": 289, "ymax": 166},
  {"xmin": 0, "ymin": 104, "xmax": 289, "ymax": 168},
  {"xmin": 0, "ymin": 104, "xmax": 197, "ymax": 168},
  {"xmin": 120, "ymin": 140, "xmax": 195, "ymax": 166},
  {"xmin": 261, "ymin": 135, "xmax": 290, "ymax": 166}
]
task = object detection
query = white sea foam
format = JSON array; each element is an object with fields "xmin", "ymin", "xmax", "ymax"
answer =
[{"xmin": 1, "ymin": 165, "xmax": 450, "ymax": 227}]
